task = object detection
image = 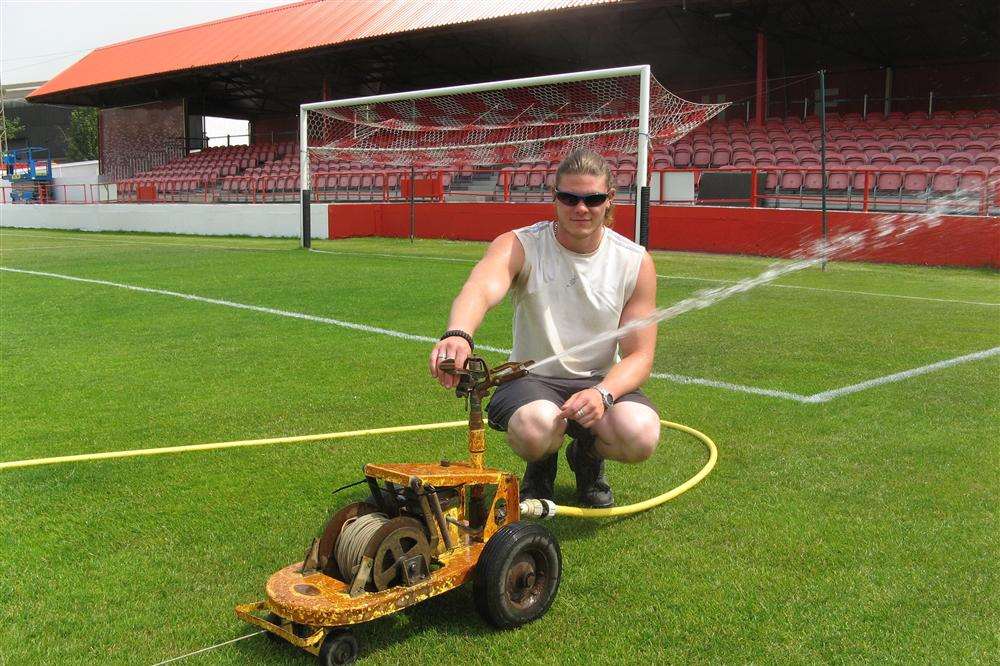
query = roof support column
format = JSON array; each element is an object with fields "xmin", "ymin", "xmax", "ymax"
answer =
[
  {"xmin": 755, "ymin": 30, "xmax": 768, "ymax": 124},
  {"xmin": 883, "ymin": 66, "xmax": 893, "ymax": 116}
]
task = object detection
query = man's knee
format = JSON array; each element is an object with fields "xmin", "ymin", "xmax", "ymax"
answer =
[
  {"xmin": 617, "ymin": 427, "xmax": 659, "ymax": 463},
  {"xmin": 507, "ymin": 400, "xmax": 565, "ymax": 461},
  {"xmin": 603, "ymin": 404, "xmax": 661, "ymax": 463}
]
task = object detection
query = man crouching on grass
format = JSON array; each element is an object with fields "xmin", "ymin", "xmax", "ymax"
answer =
[{"xmin": 429, "ymin": 148, "xmax": 660, "ymax": 507}]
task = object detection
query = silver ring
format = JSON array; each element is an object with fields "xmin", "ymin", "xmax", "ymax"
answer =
[
  {"xmin": 437, "ymin": 353, "xmax": 448, "ymax": 359},
  {"xmin": 576, "ymin": 408, "xmax": 585, "ymax": 417}
]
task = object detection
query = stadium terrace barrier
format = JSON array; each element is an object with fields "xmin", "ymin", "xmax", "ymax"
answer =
[
  {"xmin": 1, "ymin": 203, "xmax": 331, "ymax": 238},
  {"xmin": 327, "ymin": 202, "xmax": 999, "ymax": 269},
  {"xmin": 13, "ymin": 165, "xmax": 998, "ymax": 216},
  {"xmin": 1, "ymin": 184, "xmax": 117, "ymax": 205}
]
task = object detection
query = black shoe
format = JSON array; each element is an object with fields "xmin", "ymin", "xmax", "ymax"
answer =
[
  {"xmin": 566, "ymin": 434, "xmax": 614, "ymax": 508},
  {"xmin": 519, "ymin": 452, "xmax": 557, "ymax": 501}
]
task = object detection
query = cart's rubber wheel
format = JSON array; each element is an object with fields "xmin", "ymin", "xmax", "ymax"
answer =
[
  {"xmin": 318, "ymin": 629, "xmax": 359, "ymax": 666},
  {"xmin": 473, "ymin": 521, "xmax": 561, "ymax": 629}
]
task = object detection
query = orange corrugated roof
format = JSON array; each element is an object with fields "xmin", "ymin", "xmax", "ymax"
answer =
[{"xmin": 29, "ymin": 0, "xmax": 621, "ymax": 101}]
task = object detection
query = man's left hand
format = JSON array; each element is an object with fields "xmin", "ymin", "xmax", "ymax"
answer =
[{"xmin": 559, "ymin": 388, "xmax": 606, "ymax": 428}]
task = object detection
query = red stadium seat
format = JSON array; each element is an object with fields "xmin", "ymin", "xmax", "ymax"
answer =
[
  {"xmin": 876, "ymin": 171, "xmax": 903, "ymax": 193},
  {"xmin": 692, "ymin": 148, "xmax": 712, "ymax": 168},
  {"xmin": 958, "ymin": 169, "xmax": 987, "ymax": 194},
  {"xmin": 762, "ymin": 170, "xmax": 780, "ymax": 192},
  {"xmin": 779, "ymin": 171, "xmax": 803, "ymax": 192},
  {"xmin": 827, "ymin": 171, "xmax": 850, "ymax": 193},
  {"xmin": 919, "ymin": 153, "xmax": 945, "ymax": 168},
  {"xmin": 802, "ymin": 172, "xmax": 823, "ymax": 190},
  {"xmin": 947, "ymin": 152, "xmax": 975, "ymax": 167},
  {"xmin": 974, "ymin": 154, "xmax": 1000, "ymax": 169},
  {"xmin": 711, "ymin": 147, "xmax": 732, "ymax": 167},
  {"xmin": 673, "ymin": 147, "xmax": 692, "ymax": 167},
  {"xmin": 902, "ymin": 172, "xmax": 930, "ymax": 195},
  {"xmin": 935, "ymin": 142, "xmax": 959, "ymax": 156},
  {"xmin": 931, "ymin": 170, "xmax": 959, "ymax": 195},
  {"xmin": 852, "ymin": 169, "xmax": 876, "ymax": 194}
]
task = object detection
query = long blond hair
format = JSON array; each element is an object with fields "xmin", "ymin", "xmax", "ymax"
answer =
[{"xmin": 554, "ymin": 148, "xmax": 616, "ymax": 227}]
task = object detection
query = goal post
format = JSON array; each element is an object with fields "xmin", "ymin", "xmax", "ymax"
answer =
[{"xmin": 299, "ymin": 64, "xmax": 727, "ymax": 247}]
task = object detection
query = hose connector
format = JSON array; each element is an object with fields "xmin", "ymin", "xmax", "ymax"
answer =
[{"xmin": 519, "ymin": 498, "xmax": 557, "ymax": 519}]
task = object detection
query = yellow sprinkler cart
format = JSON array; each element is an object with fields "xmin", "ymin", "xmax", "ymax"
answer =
[{"xmin": 236, "ymin": 358, "xmax": 560, "ymax": 665}]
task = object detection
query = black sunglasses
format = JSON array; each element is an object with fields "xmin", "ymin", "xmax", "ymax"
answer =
[{"xmin": 554, "ymin": 190, "xmax": 610, "ymax": 207}]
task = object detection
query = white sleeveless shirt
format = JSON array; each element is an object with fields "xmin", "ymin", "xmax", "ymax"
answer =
[{"xmin": 509, "ymin": 221, "xmax": 645, "ymax": 378}]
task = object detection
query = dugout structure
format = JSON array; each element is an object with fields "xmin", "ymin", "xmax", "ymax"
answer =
[{"xmin": 300, "ymin": 65, "xmax": 728, "ymax": 248}]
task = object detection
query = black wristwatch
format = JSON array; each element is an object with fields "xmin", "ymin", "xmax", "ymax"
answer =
[
  {"xmin": 440, "ymin": 329, "xmax": 474, "ymax": 351},
  {"xmin": 593, "ymin": 385, "xmax": 615, "ymax": 410}
]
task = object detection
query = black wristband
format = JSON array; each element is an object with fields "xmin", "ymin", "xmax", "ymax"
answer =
[{"xmin": 440, "ymin": 329, "xmax": 474, "ymax": 351}]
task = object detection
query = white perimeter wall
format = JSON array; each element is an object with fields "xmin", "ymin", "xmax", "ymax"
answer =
[{"xmin": 0, "ymin": 203, "xmax": 330, "ymax": 239}]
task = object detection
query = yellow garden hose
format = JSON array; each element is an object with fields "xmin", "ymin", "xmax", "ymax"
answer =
[
  {"xmin": 1, "ymin": 419, "xmax": 716, "ymax": 522},
  {"xmin": 0, "ymin": 421, "xmax": 467, "ymax": 470},
  {"xmin": 519, "ymin": 419, "xmax": 718, "ymax": 519}
]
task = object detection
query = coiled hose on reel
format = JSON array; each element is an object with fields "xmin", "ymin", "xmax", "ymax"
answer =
[{"xmin": 335, "ymin": 513, "xmax": 389, "ymax": 580}]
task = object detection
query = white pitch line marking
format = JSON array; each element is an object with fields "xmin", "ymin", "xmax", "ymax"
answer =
[
  {"xmin": 0, "ymin": 230, "xmax": 290, "ymax": 252},
  {"xmin": 149, "ymin": 631, "xmax": 263, "ymax": 666},
  {"xmin": 802, "ymin": 346, "xmax": 1000, "ymax": 403},
  {"xmin": 0, "ymin": 243, "xmax": 131, "ymax": 251},
  {"xmin": 0, "ymin": 267, "xmax": 508, "ymax": 354},
  {"xmin": 4, "ymin": 267, "xmax": 996, "ymax": 404},
  {"xmin": 308, "ymin": 247, "xmax": 477, "ymax": 263},
  {"xmin": 650, "ymin": 372, "xmax": 812, "ymax": 402}
]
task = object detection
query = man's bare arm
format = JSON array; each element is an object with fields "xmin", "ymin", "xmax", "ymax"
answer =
[{"xmin": 430, "ymin": 232, "xmax": 524, "ymax": 387}]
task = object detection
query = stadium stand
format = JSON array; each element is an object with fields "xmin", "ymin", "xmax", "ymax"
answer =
[{"xmin": 116, "ymin": 109, "xmax": 999, "ymax": 213}]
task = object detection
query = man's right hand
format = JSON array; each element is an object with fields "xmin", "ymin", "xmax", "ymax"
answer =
[{"xmin": 429, "ymin": 336, "xmax": 473, "ymax": 389}]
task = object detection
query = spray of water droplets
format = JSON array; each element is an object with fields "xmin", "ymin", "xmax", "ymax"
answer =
[{"xmin": 530, "ymin": 178, "xmax": 997, "ymax": 374}]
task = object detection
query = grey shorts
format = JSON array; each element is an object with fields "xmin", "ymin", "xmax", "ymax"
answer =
[{"xmin": 486, "ymin": 374, "xmax": 657, "ymax": 438}]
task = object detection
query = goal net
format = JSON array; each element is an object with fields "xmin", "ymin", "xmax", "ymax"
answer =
[{"xmin": 299, "ymin": 65, "xmax": 728, "ymax": 246}]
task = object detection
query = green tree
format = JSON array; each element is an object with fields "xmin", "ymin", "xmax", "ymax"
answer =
[
  {"xmin": 62, "ymin": 107, "xmax": 99, "ymax": 161},
  {"xmin": 2, "ymin": 113, "xmax": 24, "ymax": 142}
]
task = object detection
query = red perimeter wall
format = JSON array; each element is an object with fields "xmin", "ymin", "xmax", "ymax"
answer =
[{"xmin": 328, "ymin": 203, "xmax": 1000, "ymax": 268}]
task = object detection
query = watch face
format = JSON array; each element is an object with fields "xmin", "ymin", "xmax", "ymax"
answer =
[{"xmin": 597, "ymin": 387, "xmax": 613, "ymax": 408}]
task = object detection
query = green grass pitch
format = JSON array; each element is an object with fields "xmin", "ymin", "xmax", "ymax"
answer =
[{"xmin": 1, "ymin": 227, "xmax": 997, "ymax": 664}]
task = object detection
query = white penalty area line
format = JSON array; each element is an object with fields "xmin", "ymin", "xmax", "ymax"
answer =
[
  {"xmin": 802, "ymin": 346, "xmax": 1000, "ymax": 403},
  {"xmin": 657, "ymin": 346, "xmax": 1000, "ymax": 404},
  {"xmin": 3, "ymin": 266, "xmax": 996, "ymax": 405}
]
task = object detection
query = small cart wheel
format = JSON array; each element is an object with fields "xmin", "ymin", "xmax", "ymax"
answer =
[
  {"xmin": 473, "ymin": 521, "xmax": 561, "ymax": 629},
  {"xmin": 318, "ymin": 629, "xmax": 359, "ymax": 666}
]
